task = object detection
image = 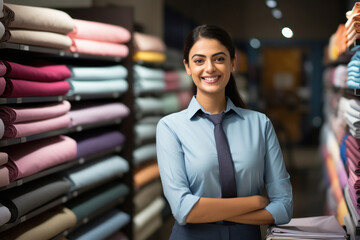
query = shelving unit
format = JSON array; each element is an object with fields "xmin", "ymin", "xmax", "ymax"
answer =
[{"xmin": 0, "ymin": 5, "xmax": 135, "ymax": 240}]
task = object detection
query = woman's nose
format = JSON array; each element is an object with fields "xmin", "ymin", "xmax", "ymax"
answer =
[{"xmin": 205, "ymin": 60, "xmax": 215, "ymax": 73}]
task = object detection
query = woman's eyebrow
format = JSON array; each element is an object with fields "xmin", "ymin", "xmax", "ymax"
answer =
[{"xmin": 191, "ymin": 52, "xmax": 227, "ymax": 59}]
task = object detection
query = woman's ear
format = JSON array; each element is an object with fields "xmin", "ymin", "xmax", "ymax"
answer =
[
  {"xmin": 231, "ymin": 56, "xmax": 237, "ymax": 72},
  {"xmin": 183, "ymin": 59, "xmax": 191, "ymax": 76}
]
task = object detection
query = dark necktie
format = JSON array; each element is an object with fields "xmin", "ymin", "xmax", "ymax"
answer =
[{"xmin": 202, "ymin": 111, "xmax": 237, "ymax": 198}]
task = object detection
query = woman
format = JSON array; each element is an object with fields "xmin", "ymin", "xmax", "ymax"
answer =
[{"xmin": 156, "ymin": 24, "xmax": 293, "ymax": 240}]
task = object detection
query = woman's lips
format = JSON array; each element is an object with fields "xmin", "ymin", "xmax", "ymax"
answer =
[{"xmin": 201, "ymin": 75, "xmax": 221, "ymax": 83}]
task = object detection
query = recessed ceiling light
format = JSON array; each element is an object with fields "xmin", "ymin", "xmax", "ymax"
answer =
[
  {"xmin": 266, "ymin": 0, "xmax": 277, "ymax": 8},
  {"xmin": 249, "ymin": 38, "xmax": 261, "ymax": 49},
  {"xmin": 281, "ymin": 27, "xmax": 293, "ymax": 38},
  {"xmin": 272, "ymin": 8, "xmax": 282, "ymax": 19}
]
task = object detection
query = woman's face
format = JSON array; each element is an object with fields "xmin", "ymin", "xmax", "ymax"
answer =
[{"xmin": 184, "ymin": 37, "xmax": 235, "ymax": 96}]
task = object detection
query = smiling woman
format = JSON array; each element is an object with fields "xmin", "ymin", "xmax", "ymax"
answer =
[{"xmin": 156, "ymin": 24, "xmax": 293, "ymax": 240}]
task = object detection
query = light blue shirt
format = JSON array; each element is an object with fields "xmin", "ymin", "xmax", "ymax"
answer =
[{"xmin": 156, "ymin": 96, "xmax": 293, "ymax": 225}]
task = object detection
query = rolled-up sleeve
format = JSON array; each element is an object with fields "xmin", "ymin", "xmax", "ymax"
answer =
[
  {"xmin": 263, "ymin": 118, "xmax": 293, "ymax": 225},
  {"xmin": 156, "ymin": 119, "xmax": 200, "ymax": 225}
]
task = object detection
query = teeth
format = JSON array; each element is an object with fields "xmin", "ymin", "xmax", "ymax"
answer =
[{"xmin": 203, "ymin": 77, "xmax": 218, "ymax": 81}]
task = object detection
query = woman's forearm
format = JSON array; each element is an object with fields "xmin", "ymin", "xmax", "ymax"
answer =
[
  {"xmin": 185, "ymin": 195, "xmax": 268, "ymax": 223},
  {"xmin": 226, "ymin": 209, "xmax": 274, "ymax": 225}
]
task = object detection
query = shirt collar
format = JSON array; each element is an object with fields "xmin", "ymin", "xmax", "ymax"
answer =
[{"xmin": 187, "ymin": 96, "xmax": 244, "ymax": 120}]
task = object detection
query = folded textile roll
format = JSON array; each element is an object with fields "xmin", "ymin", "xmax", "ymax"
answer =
[
  {"xmin": 134, "ymin": 78, "xmax": 165, "ymax": 95},
  {"xmin": 164, "ymin": 71, "xmax": 180, "ymax": 91},
  {"xmin": 0, "ymin": 100, "xmax": 71, "ymax": 123},
  {"xmin": 69, "ymin": 65, "xmax": 128, "ymax": 80},
  {"xmin": 0, "ymin": 203, "xmax": 11, "ymax": 227},
  {"xmin": 0, "ymin": 77, "xmax": 5, "ymax": 95},
  {"xmin": 0, "ymin": 118, "xmax": 4, "ymax": 139},
  {"xmin": 6, "ymin": 3, "xmax": 74, "ymax": 34},
  {"xmin": 2, "ymin": 79, "xmax": 70, "ymax": 97},
  {"xmin": 134, "ymin": 179, "xmax": 162, "ymax": 214},
  {"xmin": 69, "ymin": 38, "xmax": 129, "ymax": 58},
  {"xmin": 2, "ymin": 61, "xmax": 71, "ymax": 81},
  {"xmin": 134, "ymin": 123, "xmax": 157, "ymax": 145},
  {"xmin": 0, "ymin": 176, "xmax": 72, "ymax": 222},
  {"xmin": 0, "ymin": 152, "xmax": 8, "ymax": 165},
  {"xmin": 66, "ymin": 183, "xmax": 129, "ymax": 222},
  {"xmin": 134, "ymin": 197, "xmax": 165, "ymax": 230},
  {"xmin": 1, "ymin": 206, "xmax": 76, "ymax": 240},
  {"xmin": 68, "ymin": 102, "xmax": 129, "ymax": 127},
  {"xmin": 64, "ymin": 155, "xmax": 129, "ymax": 192},
  {"xmin": 133, "ymin": 32, "xmax": 166, "ymax": 53},
  {"xmin": 67, "ymin": 209, "xmax": 130, "ymax": 240},
  {"xmin": 347, "ymin": 2, "xmax": 360, "ymax": 19},
  {"xmin": 346, "ymin": 134, "xmax": 360, "ymax": 150},
  {"xmin": 133, "ymin": 143, "xmax": 157, "ymax": 166},
  {"xmin": 67, "ymin": 78, "xmax": 128, "ymax": 96},
  {"xmin": 8, "ymin": 29, "xmax": 72, "ymax": 49},
  {"xmin": 3, "ymin": 135, "xmax": 77, "ymax": 181},
  {"xmin": 162, "ymin": 93, "xmax": 180, "ymax": 114},
  {"xmin": 133, "ymin": 51, "xmax": 166, "ymax": 63},
  {"xmin": 0, "ymin": 22, "xmax": 5, "ymax": 40},
  {"xmin": 105, "ymin": 231, "xmax": 128, "ymax": 240},
  {"xmin": 135, "ymin": 213, "xmax": 162, "ymax": 240},
  {"xmin": 0, "ymin": 0, "xmax": 3, "ymax": 18},
  {"xmin": 71, "ymin": 128, "xmax": 125, "ymax": 159},
  {"xmin": 177, "ymin": 69, "xmax": 194, "ymax": 90},
  {"xmin": 134, "ymin": 162, "xmax": 160, "ymax": 189},
  {"xmin": 135, "ymin": 97, "xmax": 163, "ymax": 118},
  {"xmin": 134, "ymin": 64, "xmax": 164, "ymax": 80},
  {"xmin": 0, "ymin": 166, "xmax": 9, "ymax": 187},
  {"xmin": 2, "ymin": 114, "xmax": 70, "ymax": 139},
  {"xmin": 68, "ymin": 19, "xmax": 131, "ymax": 44},
  {"xmin": 345, "ymin": 111, "xmax": 360, "ymax": 128},
  {"xmin": 1, "ymin": 4, "xmax": 14, "ymax": 27},
  {"xmin": 177, "ymin": 90, "xmax": 193, "ymax": 109}
]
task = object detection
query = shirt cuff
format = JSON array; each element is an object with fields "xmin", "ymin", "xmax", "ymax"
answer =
[
  {"xmin": 176, "ymin": 194, "xmax": 201, "ymax": 225},
  {"xmin": 265, "ymin": 201, "xmax": 292, "ymax": 225}
]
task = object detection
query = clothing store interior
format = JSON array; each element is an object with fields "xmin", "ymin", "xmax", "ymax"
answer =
[{"xmin": 0, "ymin": 0, "xmax": 360, "ymax": 239}]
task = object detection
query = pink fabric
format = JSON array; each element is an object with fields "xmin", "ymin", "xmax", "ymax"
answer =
[
  {"xmin": 2, "ymin": 114, "xmax": 70, "ymax": 139},
  {"xmin": 177, "ymin": 91, "xmax": 193, "ymax": 109},
  {"xmin": 133, "ymin": 32, "xmax": 166, "ymax": 52},
  {"xmin": 349, "ymin": 169, "xmax": 360, "ymax": 190},
  {"xmin": 3, "ymin": 61, "xmax": 71, "ymax": 82},
  {"xmin": 164, "ymin": 71, "xmax": 179, "ymax": 91},
  {"xmin": 0, "ymin": 152, "xmax": 8, "ymax": 166},
  {"xmin": 347, "ymin": 134, "xmax": 360, "ymax": 150},
  {"xmin": 2, "ymin": 79, "xmax": 70, "ymax": 97},
  {"xmin": 68, "ymin": 19, "xmax": 131, "ymax": 44},
  {"xmin": 0, "ymin": 166, "xmax": 10, "ymax": 187},
  {"xmin": 348, "ymin": 154, "xmax": 360, "ymax": 176},
  {"xmin": 0, "ymin": 77, "xmax": 6, "ymax": 95},
  {"xmin": 0, "ymin": 100, "xmax": 71, "ymax": 123},
  {"xmin": 346, "ymin": 138, "xmax": 360, "ymax": 166},
  {"xmin": 0, "ymin": 61, "xmax": 7, "ymax": 76},
  {"xmin": 3, "ymin": 135, "xmax": 77, "ymax": 181},
  {"xmin": 68, "ymin": 102, "xmax": 129, "ymax": 127},
  {"xmin": 69, "ymin": 38, "xmax": 129, "ymax": 58}
]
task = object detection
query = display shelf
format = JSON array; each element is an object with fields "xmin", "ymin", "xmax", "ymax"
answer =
[
  {"xmin": 0, "ymin": 145, "xmax": 123, "ymax": 191},
  {"xmin": 0, "ymin": 42, "xmax": 123, "ymax": 62},
  {"xmin": 0, "ymin": 117, "xmax": 123, "ymax": 147},
  {"xmin": 0, "ymin": 184, "xmax": 126, "ymax": 233}
]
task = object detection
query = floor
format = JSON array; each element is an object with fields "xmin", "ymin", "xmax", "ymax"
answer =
[{"xmin": 150, "ymin": 145, "xmax": 326, "ymax": 239}]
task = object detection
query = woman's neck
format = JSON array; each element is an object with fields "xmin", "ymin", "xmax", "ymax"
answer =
[{"xmin": 196, "ymin": 92, "xmax": 226, "ymax": 114}]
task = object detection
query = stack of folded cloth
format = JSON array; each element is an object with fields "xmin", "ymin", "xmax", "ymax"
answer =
[
  {"xmin": 344, "ymin": 98, "xmax": 360, "ymax": 137},
  {"xmin": 133, "ymin": 32, "xmax": 166, "ymax": 64},
  {"xmin": 346, "ymin": 2, "xmax": 360, "ymax": 49},
  {"xmin": 67, "ymin": 65, "xmax": 129, "ymax": 96},
  {"xmin": 134, "ymin": 64, "xmax": 165, "ymax": 95},
  {"xmin": 3, "ymin": 3, "xmax": 74, "ymax": 49},
  {"xmin": 1, "ymin": 135, "xmax": 77, "ymax": 186},
  {"xmin": 0, "ymin": 100, "xmax": 71, "ymax": 139},
  {"xmin": 327, "ymin": 24, "xmax": 346, "ymax": 62},
  {"xmin": 0, "ymin": 0, "xmax": 13, "ymax": 42},
  {"xmin": 347, "ymin": 51, "xmax": 360, "ymax": 89},
  {"xmin": 0, "ymin": 60, "xmax": 71, "ymax": 98},
  {"xmin": 67, "ymin": 19, "xmax": 131, "ymax": 58}
]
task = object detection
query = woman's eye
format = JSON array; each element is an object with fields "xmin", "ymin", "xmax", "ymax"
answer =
[
  {"xmin": 215, "ymin": 57, "xmax": 225, "ymax": 62},
  {"xmin": 194, "ymin": 59, "xmax": 204, "ymax": 64}
]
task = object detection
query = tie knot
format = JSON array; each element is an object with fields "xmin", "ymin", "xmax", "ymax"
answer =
[{"xmin": 205, "ymin": 112, "xmax": 225, "ymax": 125}]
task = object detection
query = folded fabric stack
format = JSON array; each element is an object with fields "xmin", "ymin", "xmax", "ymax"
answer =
[
  {"xmin": 266, "ymin": 216, "xmax": 347, "ymax": 239},
  {"xmin": 133, "ymin": 32, "xmax": 166, "ymax": 63},
  {"xmin": 345, "ymin": 98, "xmax": 360, "ymax": 137},
  {"xmin": 0, "ymin": 152, "xmax": 9, "ymax": 187},
  {"xmin": 0, "ymin": 0, "xmax": 13, "ymax": 42},
  {"xmin": 4, "ymin": 3, "xmax": 74, "ymax": 49},
  {"xmin": 67, "ymin": 65, "xmax": 128, "ymax": 96},
  {"xmin": 0, "ymin": 135, "xmax": 77, "ymax": 186},
  {"xmin": 347, "ymin": 51, "xmax": 360, "ymax": 89},
  {"xmin": 67, "ymin": 19, "xmax": 131, "ymax": 58},
  {"xmin": 0, "ymin": 60, "xmax": 71, "ymax": 98},
  {"xmin": 345, "ymin": 2, "xmax": 360, "ymax": 49},
  {"xmin": 0, "ymin": 100, "xmax": 71, "ymax": 139},
  {"xmin": 68, "ymin": 101, "xmax": 130, "ymax": 127},
  {"xmin": 327, "ymin": 24, "xmax": 346, "ymax": 62}
]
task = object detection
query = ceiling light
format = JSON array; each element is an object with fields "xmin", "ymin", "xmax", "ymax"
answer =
[
  {"xmin": 249, "ymin": 38, "xmax": 261, "ymax": 49},
  {"xmin": 266, "ymin": 0, "xmax": 277, "ymax": 8},
  {"xmin": 272, "ymin": 8, "xmax": 282, "ymax": 19},
  {"xmin": 281, "ymin": 27, "xmax": 293, "ymax": 38}
]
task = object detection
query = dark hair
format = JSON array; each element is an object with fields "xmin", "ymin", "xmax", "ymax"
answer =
[{"xmin": 183, "ymin": 24, "xmax": 247, "ymax": 108}]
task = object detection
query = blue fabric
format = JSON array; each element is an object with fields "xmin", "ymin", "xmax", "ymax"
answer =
[
  {"xmin": 67, "ymin": 79, "xmax": 128, "ymax": 96},
  {"xmin": 156, "ymin": 96, "xmax": 293, "ymax": 225},
  {"xmin": 340, "ymin": 134, "xmax": 350, "ymax": 167},
  {"xmin": 69, "ymin": 65, "xmax": 128, "ymax": 80},
  {"xmin": 346, "ymin": 79, "xmax": 360, "ymax": 89},
  {"xmin": 170, "ymin": 221, "xmax": 261, "ymax": 240}
]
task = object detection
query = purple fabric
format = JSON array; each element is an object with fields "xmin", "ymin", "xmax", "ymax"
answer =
[
  {"xmin": 71, "ymin": 128, "xmax": 126, "ymax": 158},
  {"xmin": 68, "ymin": 102, "xmax": 129, "ymax": 127}
]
